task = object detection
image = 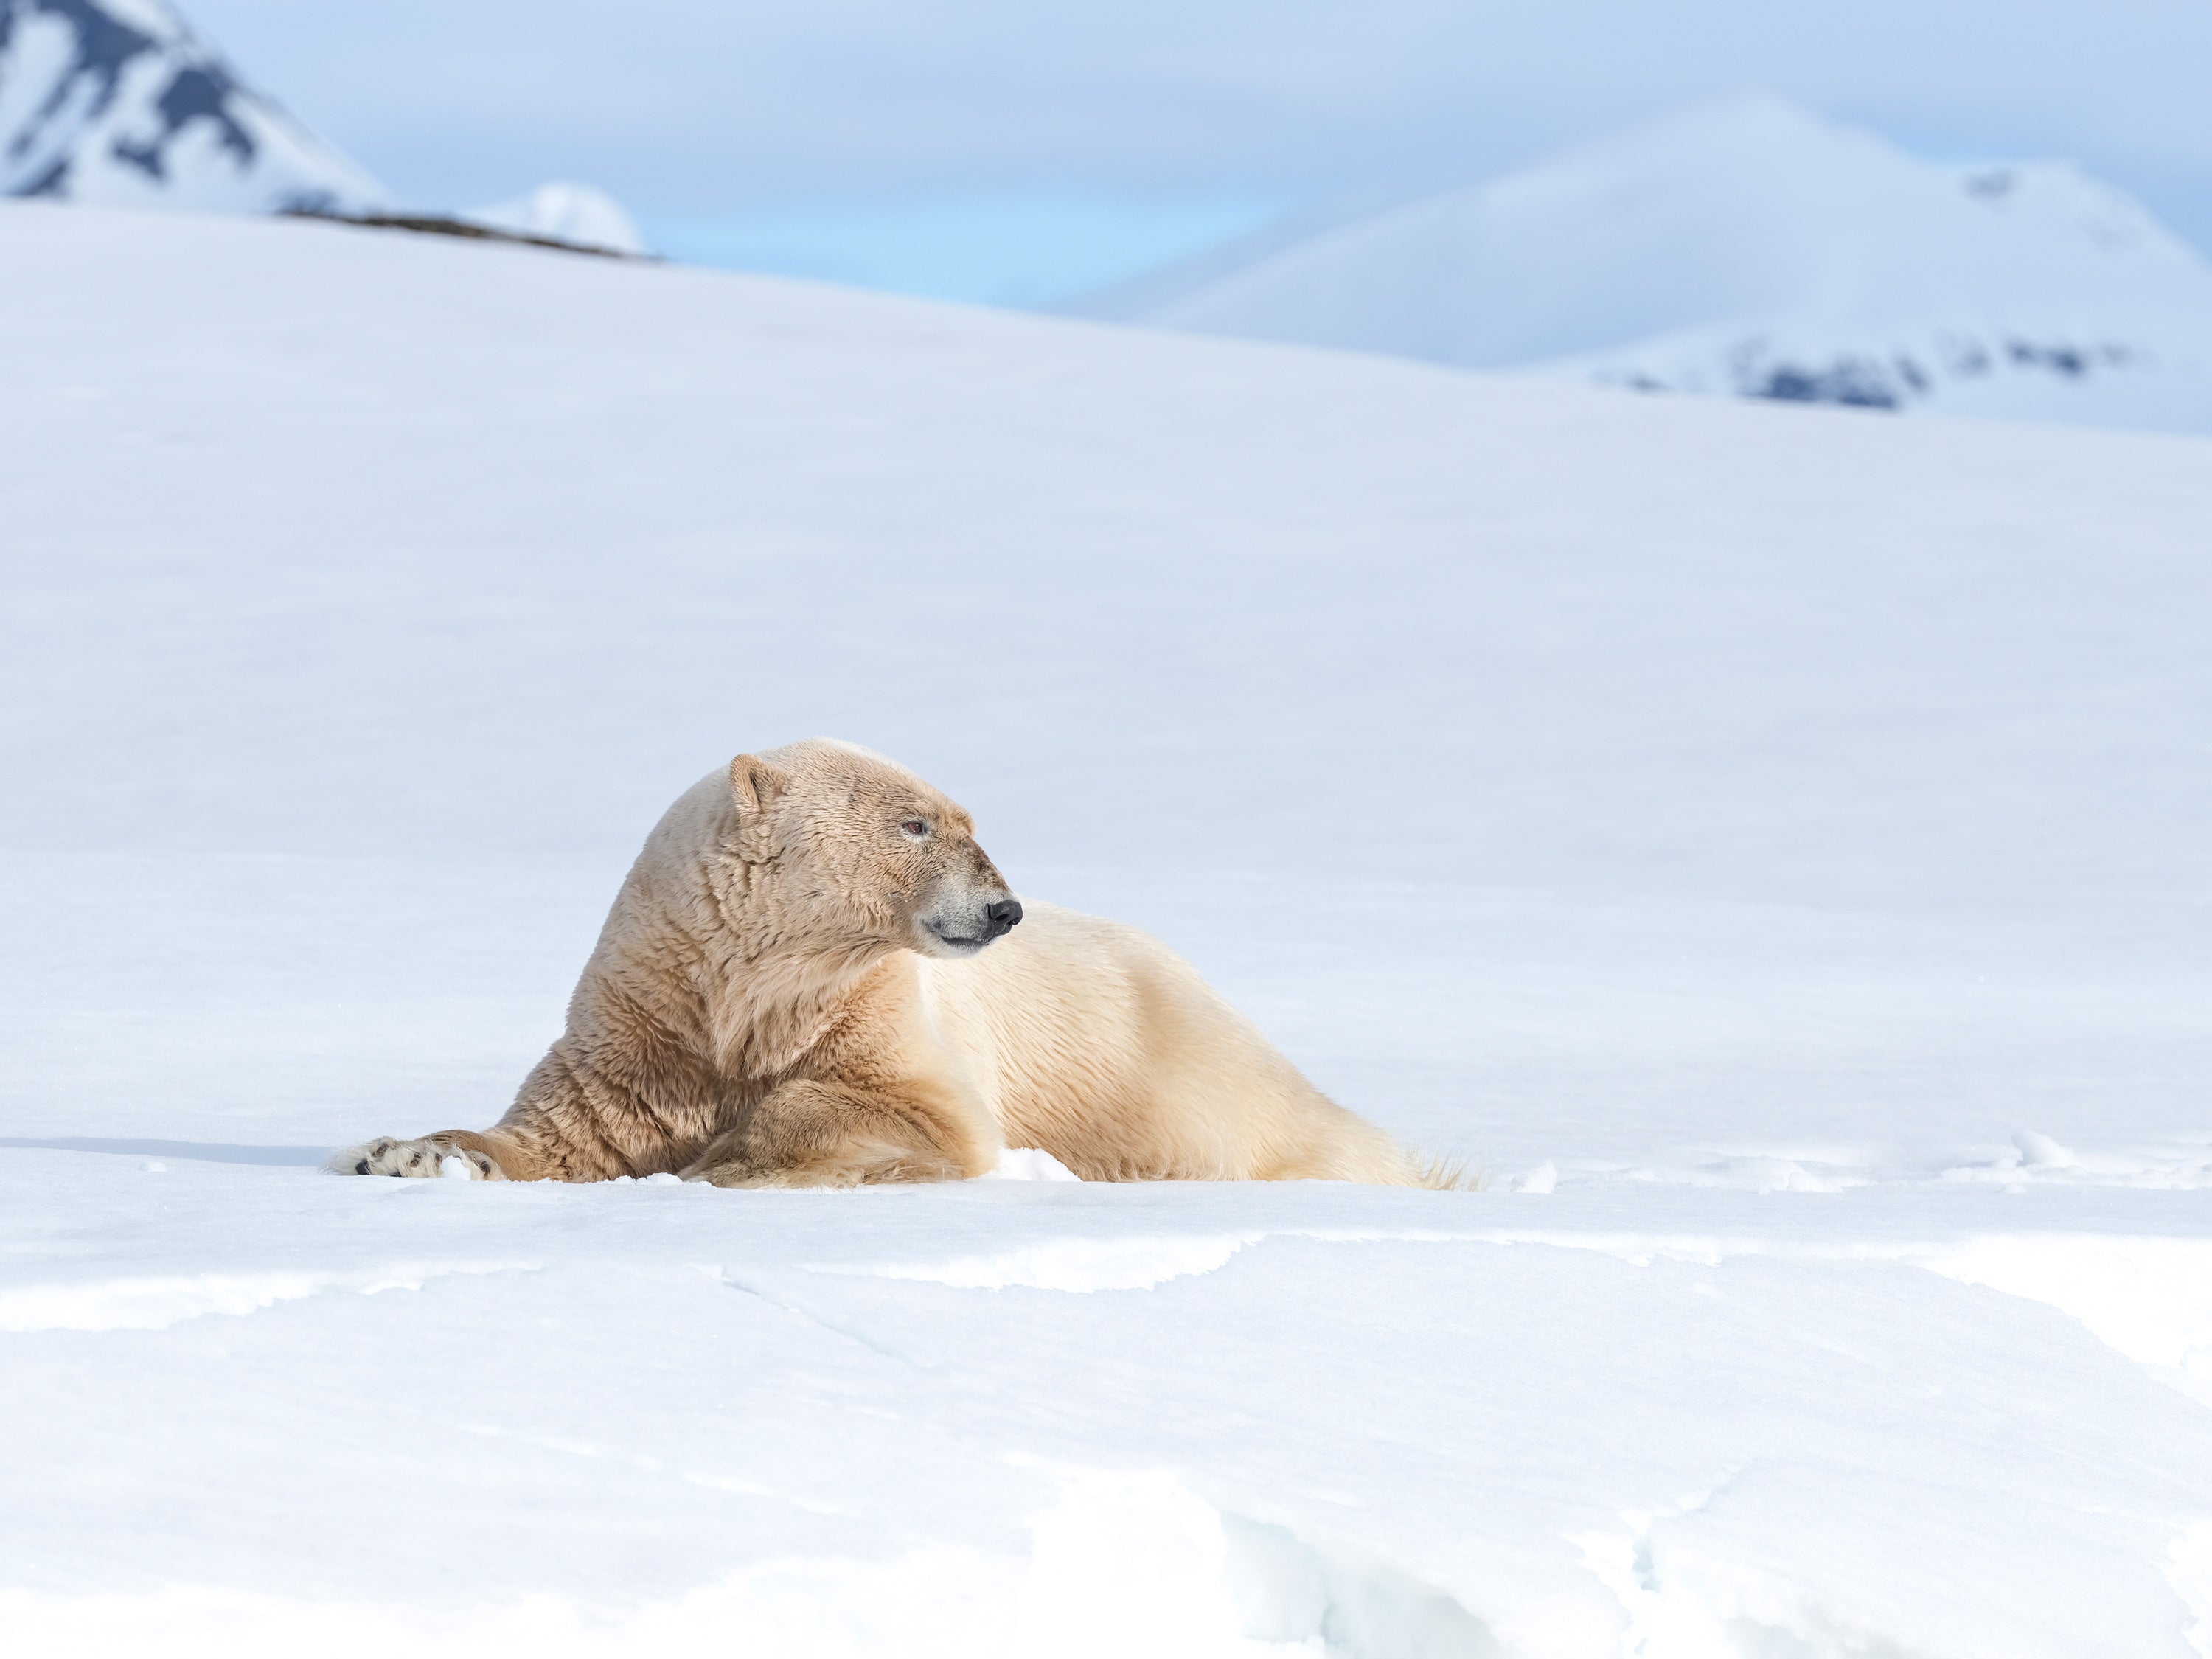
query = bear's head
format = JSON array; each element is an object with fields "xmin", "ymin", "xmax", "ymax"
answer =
[{"xmin": 728, "ymin": 739, "xmax": 1021, "ymax": 960}]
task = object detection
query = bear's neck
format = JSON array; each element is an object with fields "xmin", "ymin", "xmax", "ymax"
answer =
[{"xmin": 705, "ymin": 935, "xmax": 889, "ymax": 1079}]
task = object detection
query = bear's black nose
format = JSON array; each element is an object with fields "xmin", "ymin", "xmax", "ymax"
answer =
[{"xmin": 984, "ymin": 898, "xmax": 1023, "ymax": 939}]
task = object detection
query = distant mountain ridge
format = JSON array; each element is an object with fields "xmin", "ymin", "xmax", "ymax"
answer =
[
  {"xmin": 462, "ymin": 181, "xmax": 647, "ymax": 257},
  {"xmin": 1083, "ymin": 97, "xmax": 2212, "ymax": 433},
  {"xmin": 0, "ymin": 0, "xmax": 383, "ymax": 213}
]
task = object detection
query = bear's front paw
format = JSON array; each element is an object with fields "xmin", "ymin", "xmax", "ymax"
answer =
[{"xmin": 327, "ymin": 1136, "xmax": 500, "ymax": 1180}]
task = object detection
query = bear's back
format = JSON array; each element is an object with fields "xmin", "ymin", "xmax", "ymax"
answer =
[{"xmin": 912, "ymin": 901, "xmax": 1358, "ymax": 1180}]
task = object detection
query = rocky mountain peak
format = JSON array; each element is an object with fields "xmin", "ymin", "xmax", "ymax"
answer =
[{"xmin": 0, "ymin": 0, "xmax": 385, "ymax": 213}]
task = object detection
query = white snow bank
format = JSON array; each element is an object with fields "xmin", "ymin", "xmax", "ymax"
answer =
[
  {"xmin": 984, "ymin": 1147, "xmax": 1083, "ymax": 1182},
  {"xmin": 0, "ymin": 1469, "xmax": 1492, "ymax": 1659},
  {"xmin": 4, "ymin": 1155, "xmax": 2211, "ymax": 1655},
  {"xmin": 1926, "ymin": 1234, "xmax": 2212, "ymax": 1398},
  {"xmin": 0, "ymin": 1259, "xmax": 532, "ymax": 1332}
]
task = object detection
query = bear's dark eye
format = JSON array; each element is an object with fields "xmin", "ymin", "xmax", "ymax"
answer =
[{"xmin": 900, "ymin": 818, "xmax": 931, "ymax": 838}]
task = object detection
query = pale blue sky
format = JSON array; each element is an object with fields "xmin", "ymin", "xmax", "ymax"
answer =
[
  {"xmin": 648, "ymin": 195, "xmax": 1291, "ymax": 307},
  {"xmin": 188, "ymin": 0, "xmax": 2212, "ymax": 303}
]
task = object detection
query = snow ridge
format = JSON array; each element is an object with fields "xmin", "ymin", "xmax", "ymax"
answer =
[
  {"xmin": 0, "ymin": 0, "xmax": 383, "ymax": 212},
  {"xmin": 0, "ymin": 1259, "xmax": 535, "ymax": 1331}
]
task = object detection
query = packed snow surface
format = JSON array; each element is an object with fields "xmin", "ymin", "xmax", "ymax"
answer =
[
  {"xmin": 1089, "ymin": 94, "xmax": 2212, "ymax": 433},
  {"xmin": 2, "ymin": 198, "xmax": 2210, "ymax": 1655},
  {"xmin": 0, "ymin": 0, "xmax": 383, "ymax": 213}
]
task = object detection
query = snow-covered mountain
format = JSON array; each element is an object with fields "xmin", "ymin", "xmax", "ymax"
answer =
[
  {"xmin": 0, "ymin": 0, "xmax": 384, "ymax": 214},
  {"xmin": 462, "ymin": 181, "xmax": 647, "ymax": 257},
  {"xmin": 1086, "ymin": 96, "xmax": 2212, "ymax": 431}
]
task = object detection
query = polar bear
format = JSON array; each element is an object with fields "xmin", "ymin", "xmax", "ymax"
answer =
[{"xmin": 331, "ymin": 740, "xmax": 1461, "ymax": 1189}]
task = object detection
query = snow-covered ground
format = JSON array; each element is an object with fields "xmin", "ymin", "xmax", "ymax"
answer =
[
  {"xmin": 3, "ymin": 198, "xmax": 2210, "ymax": 1655},
  {"xmin": 1088, "ymin": 96, "xmax": 2212, "ymax": 434}
]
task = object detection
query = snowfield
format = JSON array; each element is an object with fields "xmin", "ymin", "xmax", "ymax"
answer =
[{"xmin": 3, "ymin": 198, "xmax": 2211, "ymax": 1656}]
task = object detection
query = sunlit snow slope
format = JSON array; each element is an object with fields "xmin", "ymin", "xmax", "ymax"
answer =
[
  {"xmin": 1090, "ymin": 95, "xmax": 2212, "ymax": 433},
  {"xmin": 0, "ymin": 0, "xmax": 383, "ymax": 212},
  {"xmin": 2, "ymin": 200, "xmax": 2211, "ymax": 1657}
]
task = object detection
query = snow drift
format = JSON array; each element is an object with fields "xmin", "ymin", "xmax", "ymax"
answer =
[{"xmin": 1086, "ymin": 94, "xmax": 2212, "ymax": 432}]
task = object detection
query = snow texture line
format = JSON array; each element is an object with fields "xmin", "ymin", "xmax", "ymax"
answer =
[{"xmin": 0, "ymin": 1261, "xmax": 539, "ymax": 1333}]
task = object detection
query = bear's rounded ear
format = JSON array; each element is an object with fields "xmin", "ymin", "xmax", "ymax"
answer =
[{"xmin": 728, "ymin": 754, "xmax": 792, "ymax": 862}]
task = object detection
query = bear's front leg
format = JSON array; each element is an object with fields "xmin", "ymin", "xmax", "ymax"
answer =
[
  {"xmin": 326, "ymin": 1133, "xmax": 509, "ymax": 1180},
  {"xmin": 681, "ymin": 1079, "xmax": 995, "ymax": 1189}
]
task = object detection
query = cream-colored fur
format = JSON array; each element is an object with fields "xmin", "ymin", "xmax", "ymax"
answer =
[{"xmin": 330, "ymin": 739, "xmax": 1460, "ymax": 1189}]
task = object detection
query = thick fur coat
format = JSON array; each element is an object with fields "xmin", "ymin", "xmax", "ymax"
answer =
[{"xmin": 333, "ymin": 740, "xmax": 1456, "ymax": 1189}]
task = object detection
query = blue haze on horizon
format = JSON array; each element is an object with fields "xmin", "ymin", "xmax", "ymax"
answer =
[{"xmin": 184, "ymin": 0, "xmax": 2212, "ymax": 305}]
